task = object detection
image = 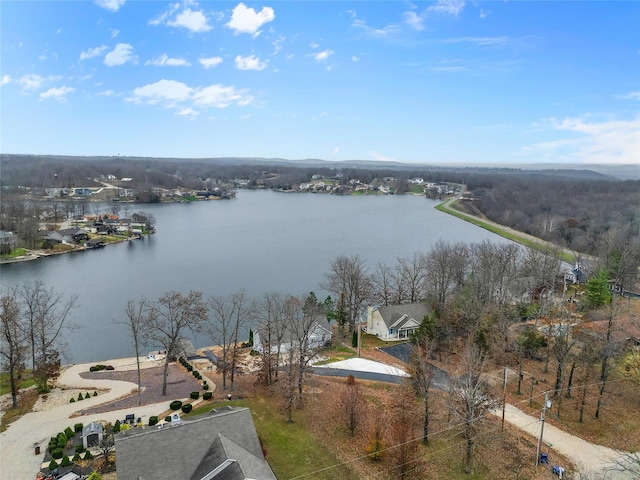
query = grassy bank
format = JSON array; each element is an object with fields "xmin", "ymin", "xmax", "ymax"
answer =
[
  {"xmin": 186, "ymin": 397, "xmax": 357, "ymax": 480},
  {"xmin": 436, "ymin": 199, "xmax": 575, "ymax": 264}
]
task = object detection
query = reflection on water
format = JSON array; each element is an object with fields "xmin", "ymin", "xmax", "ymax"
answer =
[{"xmin": 1, "ymin": 190, "xmax": 507, "ymax": 363}]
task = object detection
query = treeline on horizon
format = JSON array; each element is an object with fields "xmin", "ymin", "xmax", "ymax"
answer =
[{"xmin": 1, "ymin": 154, "xmax": 638, "ymax": 257}]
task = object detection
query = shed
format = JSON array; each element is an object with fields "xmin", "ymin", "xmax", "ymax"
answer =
[{"xmin": 82, "ymin": 422, "xmax": 104, "ymax": 449}]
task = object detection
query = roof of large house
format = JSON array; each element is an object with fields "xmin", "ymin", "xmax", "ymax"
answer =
[
  {"xmin": 374, "ymin": 303, "xmax": 431, "ymax": 329},
  {"xmin": 115, "ymin": 407, "xmax": 276, "ymax": 480}
]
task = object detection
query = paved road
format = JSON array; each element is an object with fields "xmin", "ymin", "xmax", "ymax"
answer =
[
  {"xmin": 494, "ymin": 404, "xmax": 635, "ymax": 479},
  {"xmin": 310, "ymin": 367, "xmax": 407, "ymax": 384},
  {"xmin": 0, "ymin": 359, "xmax": 173, "ymax": 480}
]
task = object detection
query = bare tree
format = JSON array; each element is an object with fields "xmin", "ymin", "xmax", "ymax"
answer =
[
  {"xmin": 18, "ymin": 281, "xmax": 78, "ymax": 391},
  {"xmin": 447, "ymin": 345, "xmax": 499, "ymax": 474},
  {"xmin": 146, "ymin": 290, "xmax": 208, "ymax": 396},
  {"xmin": 409, "ymin": 337, "xmax": 437, "ymax": 444},
  {"xmin": 371, "ymin": 262, "xmax": 394, "ymax": 307},
  {"xmin": 121, "ymin": 298, "xmax": 151, "ymax": 406},
  {"xmin": 397, "ymin": 253, "xmax": 428, "ymax": 303},
  {"xmin": 340, "ymin": 375, "xmax": 361, "ymax": 436},
  {"xmin": 256, "ymin": 292, "xmax": 288, "ymax": 385},
  {"xmin": 228, "ymin": 290, "xmax": 252, "ymax": 390},
  {"xmin": 322, "ymin": 254, "xmax": 372, "ymax": 330},
  {"xmin": 1, "ymin": 289, "xmax": 27, "ymax": 408},
  {"xmin": 389, "ymin": 391, "xmax": 420, "ymax": 479}
]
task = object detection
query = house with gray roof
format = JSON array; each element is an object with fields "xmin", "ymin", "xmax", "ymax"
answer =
[
  {"xmin": 366, "ymin": 303, "xmax": 431, "ymax": 341},
  {"xmin": 115, "ymin": 406, "xmax": 276, "ymax": 480},
  {"xmin": 253, "ymin": 315, "xmax": 332, "ymax": 355}
]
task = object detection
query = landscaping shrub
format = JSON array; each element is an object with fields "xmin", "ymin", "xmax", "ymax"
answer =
[
  {"xmin": 87, "ymin": 471, "xmax": 102, "ymax": 480},
  {"xmin": 70, "ymin": 397, "xmax": 75, "ymax": 403},
  {"xmin": 65, "ymin": 426, "xmax": 74, "ymax": 439},
  {"xmin": 181, "ymin": 404, "xmax": 192, "ymax": 414},
  {"xmin": 72, "ymin": 453, "xmax": 81, "ymax": 462},
  {"xmin": 75, "ymin": 444, "xmax": 85, "ymax": 453},
  {"xmin": 164, "ymin": 416, "xmax": 172, "ymax": 423},
  {"xmin": 203, "ymin": 392, "xmax": 212, "ymax": 400},
  {"xmin": 89, "ymin": 364, "xmax": 106, "ymax": 372},
  {"xmin": 190, "ymin": 391, "xmax": 199, "ymax": 400},
  {"xmin": 84, "ymin": 450, "xmax": 93, "ymax": 459},
  {"xmin": 77, "ymin": 393, "xmax": 84, "ymax": 401},
  {"xmin": 169, "ymin": 400, "xmax": 182, "ymax": 411},
  {"xmin": 203, "ymin": 384, "xmax": 209, "ymax": 390},
  {"xmin": 61, "ymin": 454, "xmax": 72, "ymax": 467},
  {"xmin": 51, "ymin": 448, "xmax": 64, "ymax": 459},
  {"xmin": 93, "ymin": 391, "xmax": 98, "ymax": 396},
  {"xmin": 57, "ymin": 433, "xmax": 67, "ymax": 448},
  {"xmin": 84, "ymin": 392, "xmax": 90, "ymax": 399},
  {"xmin": 148, "ymin": 416, "xmax": 158, "ymax": 426},
  {"xmin": 48, "ymin": 459, "xmax": 58, "ymax": 471},
  {"xmin": 120, "ymin": 423, "xmax": 130, "ymax": 431},
  {"xmin": 74, "ymin": 423, "xmax": 83, "ymax": 432},
  {"xmin": 112, "ymin": 420, "xmax": 121, "ymax": 433}
]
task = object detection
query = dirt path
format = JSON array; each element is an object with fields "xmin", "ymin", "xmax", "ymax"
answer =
[{"xmin": 496, "ymin": 404, "xmax": 635, "ymax": 478}]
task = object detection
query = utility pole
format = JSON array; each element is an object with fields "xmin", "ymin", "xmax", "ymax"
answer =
[
  {"xmin": 501, "ymin": 366, "xmax": 508, "ymax": 431},
  {"xmin": 535, "ymin": 392, "xmax": 551, "ymax": 466}
]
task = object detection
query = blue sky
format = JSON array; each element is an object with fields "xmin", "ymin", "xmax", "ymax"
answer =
[{"xmin": 1, "ymin": 1, "xmax": 638, "ymax": 165}]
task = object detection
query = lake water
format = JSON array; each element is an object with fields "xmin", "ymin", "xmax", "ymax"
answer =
[{"xmin": 1, "ymin": 190, "xmax": 508, "ymax": 364}]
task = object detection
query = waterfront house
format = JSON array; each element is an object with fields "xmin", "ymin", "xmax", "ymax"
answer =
[
  {"xmin": 366, "ymin": 303, "xmax": 431, "ymax": 341},
  {"xmin": 0, "ymin": 230, "xmax": 19, "ymax": 249},
  {"xmin": 115, "ymin": 407, "xmax": 276, "ymax": 480},
  {"xmin": 253, "ymin": 315, "xmax": 332, "ymax": 355}
]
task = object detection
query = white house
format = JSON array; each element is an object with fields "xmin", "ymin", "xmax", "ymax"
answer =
[
  {"xmin": 253, "ymin": 316, "xmax": 332, "ymax": 354},
  {"xmin": 367, "ymin": 303, "xmax": 431, "ymax": 341}
]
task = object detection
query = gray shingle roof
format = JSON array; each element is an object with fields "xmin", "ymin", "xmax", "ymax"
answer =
[
  {"xmin": 115, "ymin": 407, "xmax": 276, "ymax": 480},
  {"xmin": 376, "ymin": 303, "xmax": 431, "ymax": 330}
]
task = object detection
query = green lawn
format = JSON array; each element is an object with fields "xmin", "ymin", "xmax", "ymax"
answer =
[
  {"xmin": 2, "ymin": 248, "xmax": 29, "ymax": 259},
  {"xmin": 0, "ymin": 371, "xmax": 36, "ymax": 396},
  {"xmin": 185, "ymin": 397, "xmax": 358, "ymax": 480}
]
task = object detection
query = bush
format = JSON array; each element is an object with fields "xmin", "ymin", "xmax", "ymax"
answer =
[
  {"xmin": 112, "ymin": 420, "xmax": 121, "ymax": 433},
  {"xmin": 203, "ymin": 384, "xmax": 209, "ymax": 390},
  {"xmin": 61, "ymin": 454, "xmax": 72, "ymax": 467},
  {"xmin": 190, "ymin": 391, "xmax": 199, "ymax": 400},
  {"xmin": 65, "ymin": 426, "xmax": 74, "ymax": 439},
  {"xmin": 148, "ymin": 416, "xmax": 158, "ymax": 426},
  {"xmin": 57, "ymin": 433, "xmax": 67, "ymax": 448},
  {"xmin": 74, "ymin": 423, "xmax": 83, "ymax": 432},
  {"xmin": 84, "ymin": 392, "xmax": 90, "ymax": 399},
  {"xmin": 93, "ymin": 391, "xmax": 98, "ymax": 397},
  {"xmin": 203, "ymin": 392, "xmax": 212, "ymax": 400},
  {"xmin": 48, "ymin": 459, "xmax": 58, "ymax": 471},
  {"xmin": 84, "ymin": 450, "xmax": 93, "ymax": 459},
  {"xmin": 72, "ymin": 453, "xmax": 81, "ymax": 462},
  {"xmin": 87, "ymin": 471, "xmax": 102, "ymax": 480},
  {"xmin": 169, "ymin": 400, "xmax": 183, "ymax": 411},
  {"xmin": 75, "ymin": 444, "xmax": 85, "ymax": 453},
  {"xmin": 51, "ymin": 448, "xmax": 64, "ymax": 459},
  {"xmin": 181, "ymin": 404, "xmax": 192, "ymax": 414},
  {"xmin": 164, "ymin": 416, "xmax": 172, "ymax": 423},
  {"xmin": 120, "ymin": 423, "xmax": 130, "ymax": 431},
  {"xmin": 89, "ymin": 364, "xmax": 106, "ymax": 372},
  {"xmin": 70, "ymin": 397, "xmax": 75, "ymax": 403},
  {"xmin": 77, "ymin": 392, "xmax": 84, "ymax": 401}
]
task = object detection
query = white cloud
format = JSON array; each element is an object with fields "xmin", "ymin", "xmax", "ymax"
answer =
[
  {"xmin": 150, "ymin": 2, "xmax": 212, "ymax": 33},
  {"xmin": 145, "ymin": 54, "xmax": 191, "ymax": 67},
  {"xmin": 427, "ymin": 0, "xmax": 465, "ymax": 16},
  {"xmin": 104, "ymin": 43, "xmax": 136, "ymax": 66},
  {"xmin": 479, "ymin": 9, "xmax": 490, "ymax": 19},
  {"xmin": 235, "ymin": 54, "xmax": 267, "ymax": 71},
  {"xmin": 334, "ymin": 146, "xmax": 340, "ymax": 154},
  {"xmin": 94, "ymin": 0, "xmax": 126, "ymax": 12},
  {"xmin": 110, "ymin": 28, "xmax": 120, "ymax": 38},
  {"xmin": 311, "ymin": 111, "xmax": 328, "ymax": 120},
  {"xmin": 404, "ymin": 11, "xmax": 425, "ymax": 31},
  {"xmin": 80, "ymin": 45, "xmax": 108, "ymax": 61},
  {"xmin": 226, "ymin": 3, "xmax": 275, "ymax": 36},
  {"xmin": 199, "ymin": 56, "xmax": 223, "ymax": 69},
  {"xmin": 39, "ymin": 55, "xmax": 47, "ymax": 61},
  {"xmin": 97, "ymin": 89, "xmax": 115, "ymax": 96},
  {"xmin": 352, "ymin": 18, "xmax": 401, "ymax": 38},
  {"xmin": 310, "ymin": 41, "xmax": 320, "ymax": 49},
  {"xmin": 312, "ymin": 49, "xmax": 334, "ymax": 62},
  {"xmin": 441, "ymin": 36, "xmax": 508, "ymax": 46},
  {"xmin": 56, "ymin": 29, "xmax": 62, "ymax": 34},
  {"xmin": 18, "ymin": 74, "xmax": 45, "ymax": 91},
  {"xmin": 369, "ymin": 151, "xmax": 397, "ymax": 162},
  {"xmin": 40, "ymin": 86, "xmax": 75, "ymax": 100},
  {"xmin": 524, "ymin": 115, "xmax": 640, "ymax": 165},
  {"xmin": 127, "ymin": 79, "xmax": 254, "ymax": 114},
  {"xmin": 620, "ymin": 91, "xmax": 640, "ymax": 101},
  {"xmin": 1, "ymin": 75, "xmax": 11, "ymax": 85}
]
